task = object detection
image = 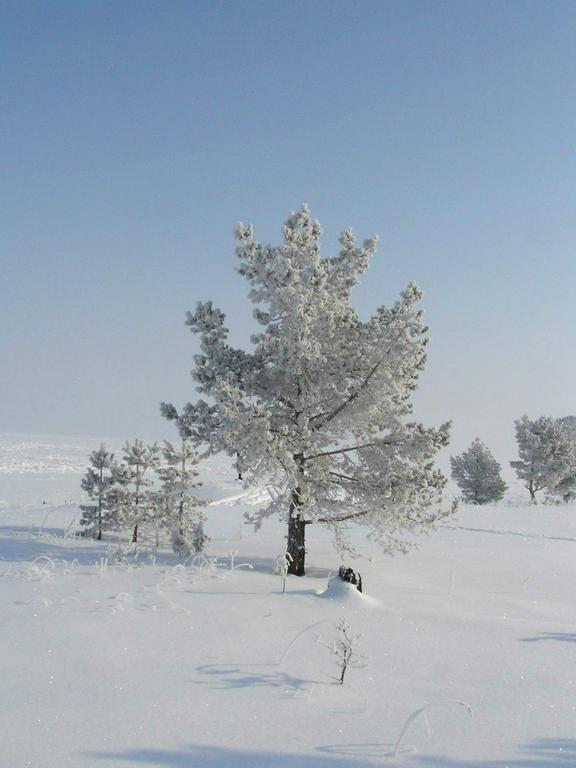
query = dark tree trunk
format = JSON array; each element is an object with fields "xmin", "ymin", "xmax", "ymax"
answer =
[
  {"xmin": 287, "ymin": 512, "xmax": 306, "ymax": 576},
  {"xmin": 133, "ymin": 467, "xmax": 141, "ymax": 543},
  {"xmin": 287, "ymin": 453, "xmax": 307, "ymax": 575},
  {"xmin": 97, "ymin": 466, "xmax": 103, "ymax": 540}
]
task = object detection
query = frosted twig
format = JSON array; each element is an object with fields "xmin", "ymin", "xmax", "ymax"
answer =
[
  {"xmin": 96, "ymin": 557, "xmax": 109, "ymax": 578},
  {"xmin": 279, "ymin": 619, "xmax": 335, "ymax": 665},
  {"xmin": 274, "ymin": 551, "xmax": 292, "ymax": 593},
  {"xmin": 392, "ymin": 700, "xmax": 472, "ymax": 757}
]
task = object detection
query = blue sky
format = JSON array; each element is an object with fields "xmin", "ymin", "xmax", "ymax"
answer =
[{"xmin": 1, "ymin": 0, "xmax": 575, "ymax": 468}]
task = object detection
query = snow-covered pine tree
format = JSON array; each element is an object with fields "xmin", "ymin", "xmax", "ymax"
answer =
[
  {"xmin": 121, "ymin": 439, "xmax": 160, "ymax": 543},
  {"xmin": 511, "ymin": 415, "xmax": 574, "ymax": 503},
  {"xmin": 450, "ymin": 439, "xmax": 507, "ymax": 504},
  {"xmin": 154, "ymin": 423, "xmax": 208, "ymax": 557},
  {"xmin": 551, "ymin": 463, "xmax": 576, "ymax": 503},
  {"xmin": 80, "ymin": 445, "xmax": 115, "ymax": 539},
  {"xmin": 560, "ymin": 416, "xmax": 576, "ymax": 443},
  {"xmin": 548, "ymin": 416, "xmax": 576, "ymax": 502},
  {"xmin": 104, "ymin": 461, "xmax": 132, "ymax": 536},
  {"xmin": 163, "ymin": 206, "xmax": 451, "ymax": 575}
]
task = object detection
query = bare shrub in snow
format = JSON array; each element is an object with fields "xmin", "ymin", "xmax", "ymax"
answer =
[
  {"xmin": 332, "ymin": 619, "xmax": 360, "ymax": 685},
  {"xmin": 274, "ymin": 550, "xmax": 292, "ymax": 593}
]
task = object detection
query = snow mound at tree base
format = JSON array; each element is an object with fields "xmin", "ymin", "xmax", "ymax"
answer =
[{"xmin": 317, "ymin": 575, "xmax": 375, "ymax": 605}]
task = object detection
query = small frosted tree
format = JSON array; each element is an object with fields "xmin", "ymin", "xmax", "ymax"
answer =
[
  {"xmin": 511, "ymin": 415, "xmax": 574, "ymax": 503},
  {"xmin": 332, "ymin": 619, "xmax": 361, "ymax": 685},
  {"xmin": 450, "ymin": 439, "xmax": 507, "ymax": 504},
  {"xmin": 155, "ymin": 417, "xmax": 208, "ymax": 557},
  {"xmin": 80, "ymin": 445, "xmax": 115, "ymax": 539},
  {"xmin": 105, "ymin": 461, "xmax": 132, "ymax": 537},
  {"xmin": 164, "ymin": 206, "xmax": 450, "ymax": 575},
  {"xmin": 120, "ymin": 439, "xmax": 160, "ymax": 543}
]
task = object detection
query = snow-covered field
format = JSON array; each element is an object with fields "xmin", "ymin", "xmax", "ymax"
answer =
[{"xmin": 1, "ymin": 433, "xmax": 575, "ymax": 767}]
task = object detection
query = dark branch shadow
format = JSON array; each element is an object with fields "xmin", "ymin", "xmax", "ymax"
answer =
[
  {"xmin": 416, "ymin": 737, "xmax": 576, "ymax": 766},
  {"xmin": 194, "ymin": 662, "xmax": 327, "ymax": 691},
  {"xmin": 521, "ymin": 633, "xmax": 576, "ymax": 644},
  {"xmin": 86, "ymin": 743, "xmax": 381, "ymax": 766},
  {"xmin": 86, "ymin": 738, "xmax": 576, "ymax": 767},
  {"xmin": 317, "ymin": 738, "xmax": 576, "ymax": 766}
]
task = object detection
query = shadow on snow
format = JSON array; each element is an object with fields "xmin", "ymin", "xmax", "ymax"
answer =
[
  {"xmin": 193, "ymin": 662, "xmax": 327, "ymax": 691},
  {"xmin": 520, "ymin": 633, "xmax": 576, "ymax": 644},
  {"xmin": 86, "ymin": 743, "xmax": 381, "ymax": 767},
  {"xmin": 414, "ymin": 738, "xmax": 576, "ymax": 766},
  {"xmin": 86, "ymin": 739, "xmax": 576, "ymax": 767}
]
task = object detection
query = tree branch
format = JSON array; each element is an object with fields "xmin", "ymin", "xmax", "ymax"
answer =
[
  {"xmin": 329, "ymin": 471, "xmax": 359, "ymax": 483},
  {"xmin": 311, "ymin": 357, "xmax": 384, "ymax": 431},
  {"xmin": 304, "ymin": 442, "xmax": 376, "ymax": 461},
  {"xmin": 310, "ymin": 327, "xmax": 408, "ymax": 432},
  {"xmin": 305, "ymin": 435, "xmax": 404, "ymax": 462},
  {"xmin": 316, "ymin": 509, "xmax": 369, "ymax": 524}
]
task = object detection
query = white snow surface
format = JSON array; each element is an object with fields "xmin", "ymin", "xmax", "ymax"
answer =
[{"xmin": 1, "ymin": 432, "xmax": 575, "ymax": 767}]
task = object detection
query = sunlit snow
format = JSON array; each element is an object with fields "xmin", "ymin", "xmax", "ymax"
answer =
[{"xmin": 1, "ymin": 433, "xmax": 575, "ymax": 767}]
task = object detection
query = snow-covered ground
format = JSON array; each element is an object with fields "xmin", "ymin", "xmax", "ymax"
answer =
[{"xmin": 1, "ymin": 433, "xmax": 575, "ymax": 767}]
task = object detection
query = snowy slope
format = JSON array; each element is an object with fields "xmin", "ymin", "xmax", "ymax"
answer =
[{"xmin": 1, "ymin": 434, "xmax": 575, "ymax": 767}]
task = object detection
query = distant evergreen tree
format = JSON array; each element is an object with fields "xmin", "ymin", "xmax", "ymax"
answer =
[
  {"xmin": 549, "ymin": 416, "xmax": 576, "ymax": 502},
  {"xmin": 559, "ymin": 416, "xmax": 576, "ymax": 442},
  {"xmin": 105, "ymin": 461, "xmax": 132, "ymax": 535},
  {"xmin": 155, "ymin": 438, "xmax": 208, "ymax": 557},
  {"xmin": 450, "ymin": 439, "xmax": 507, "ymax": 504},
  {"xmin": 80, "ymin": 445, "xmax": 115, "ymax": 539},
  {"xmin": 511, "ymin": 415, "xmax": 575, "ymax": 503},
  {"xmin": 121, "ymin": 440, "xmax": 160, "ymax": 543}
]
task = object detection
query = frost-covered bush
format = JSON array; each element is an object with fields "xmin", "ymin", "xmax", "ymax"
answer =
[
  {"xmin": 332, "ymin": 619, "xmax": 360, "ymax": 685},
  {"xmin": 511, "ymin": 415, "xmax": 576, "ymax": 503},
  {"xmin": 450, "ymin": 439, "xmax": 507, "ymax": 504}
]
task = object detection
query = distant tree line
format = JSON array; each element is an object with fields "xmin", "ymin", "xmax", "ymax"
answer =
[
  {"xmin": 80, "ymin": 431, "xmax": 207, "ymax": 557},
  {"xmin": 450, "ymin": 415, "xmax": 576, "ymax": 505}
]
